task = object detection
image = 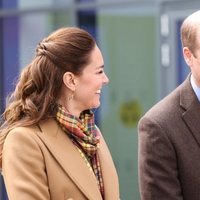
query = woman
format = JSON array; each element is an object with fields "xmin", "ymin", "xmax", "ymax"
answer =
[{"xmin": 0, "ymin": 27, "xmax": 120, "ymax": 200}]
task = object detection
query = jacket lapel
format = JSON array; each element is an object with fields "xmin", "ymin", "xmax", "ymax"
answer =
[
  {"xmin": 98, "ymin": 136, "xmax": 119, "ymax": 200},
  {"xmin": 36, "ymin": 119, "xmax": 102, "ymax": 200},
  {"xmin": 180, "ymin": 75, "xmax": 200, "ymax": 147}
]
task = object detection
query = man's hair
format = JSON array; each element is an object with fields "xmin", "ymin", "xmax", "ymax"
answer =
[{"xmin": 181, "ymin": 10, "xmax": 200, "ymax": 57}]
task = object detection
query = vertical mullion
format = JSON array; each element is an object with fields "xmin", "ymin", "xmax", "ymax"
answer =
[{"xmin": 76, "ymin": 0, "xmax": 100, "ymax": 125}]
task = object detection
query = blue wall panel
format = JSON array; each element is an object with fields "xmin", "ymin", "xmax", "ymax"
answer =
[{"xmin": 0, "ymin": 1, "xmax": 19, "ymax": 199}]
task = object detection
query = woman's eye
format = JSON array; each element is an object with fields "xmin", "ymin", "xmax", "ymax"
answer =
[{"xmin": 98, "ymin": 70, "xmax": 103, "ymax": 74}]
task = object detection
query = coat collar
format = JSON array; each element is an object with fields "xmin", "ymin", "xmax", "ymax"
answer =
[
  {"xmin": 36, "ymin": 118, "xmax": 119, "ymax": 200},
  {"xmin": 180, "ymin": 74, "xmax": 200, "ymax": 147}
]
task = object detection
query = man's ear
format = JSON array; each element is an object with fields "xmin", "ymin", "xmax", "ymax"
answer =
[
  {"xmin": 63, "ymin": 72, "xmax": 76, "ymax": 91},
  {"xmin": 183, "ymin": 47, "xmax": 193, "ymax": 67}
]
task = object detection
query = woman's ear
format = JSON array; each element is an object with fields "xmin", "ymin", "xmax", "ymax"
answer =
[
  {"xmin": 63, "ymin": 72, "xmax": 76, "ymax": 91},
  {"xmin": 183, "ymin": 47, "xmax": 193, "ymax": 67}
]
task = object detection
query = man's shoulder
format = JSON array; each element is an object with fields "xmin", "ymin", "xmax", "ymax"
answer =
[
  {"xmin": 142, "ymin": 82, "xmax": 185, "ymax": 122},
  {"xmin": 151, "ymin": 87, "xmax": 180, "ymax": 111}
]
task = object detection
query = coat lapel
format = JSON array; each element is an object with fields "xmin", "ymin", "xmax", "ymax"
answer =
[
  {"xmin": 36, "ymin": 119, "xmax": 102, "ymax": 200},
  {"xmin": 98, "ymin": 136, "xmax": 119, "ymax": 200},
  {"xmin": 180, "ymin": 75, "xmax": 200, "ymax": 147}
]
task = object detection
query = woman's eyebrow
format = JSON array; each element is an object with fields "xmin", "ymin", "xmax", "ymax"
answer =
[{"xmin": 96, "ymin": 65, "xmax": 104, "ymax": 69}]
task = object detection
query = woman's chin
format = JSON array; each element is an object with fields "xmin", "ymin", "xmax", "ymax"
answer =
[{"xmin": 91, "ymin": 102, "xmax": 101, "ymax": 109}]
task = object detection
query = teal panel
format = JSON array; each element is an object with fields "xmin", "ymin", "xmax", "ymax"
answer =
[{"xmin": 98, "ymin": 13, "xmax": 156, "ymax": 200}]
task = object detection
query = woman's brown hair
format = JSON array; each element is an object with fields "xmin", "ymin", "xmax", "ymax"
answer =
[{"xmin": 0, "ymin": 27, "xmax": 95, "ymax": 136}]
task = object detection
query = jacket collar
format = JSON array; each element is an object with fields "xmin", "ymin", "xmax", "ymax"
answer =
[
  {"xmin": 180, "ymin": 74, "xmax": 200, "ymax": 146},
  {"xmin": 36, "ymin": 118, "xmax": 119, "ymax": 200}
]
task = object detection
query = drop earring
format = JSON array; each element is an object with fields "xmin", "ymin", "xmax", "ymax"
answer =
[{"xmin": 67, "ymin": 92, "xmax": 74, "ymax": 101}]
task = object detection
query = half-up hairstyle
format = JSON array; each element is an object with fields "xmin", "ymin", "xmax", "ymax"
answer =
[{"xmin": 0, "ymin": 27, "xmax": 95, "ymax": 136}]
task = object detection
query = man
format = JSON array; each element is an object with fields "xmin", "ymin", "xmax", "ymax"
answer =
[{"xmin": 138, "ymin": 10, "xmax": 200, "ymax": 200}]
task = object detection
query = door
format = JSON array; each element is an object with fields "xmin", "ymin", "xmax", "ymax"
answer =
[{"xmin": 158, "ymin": 1, "xmax": 200, "ymax": 98}]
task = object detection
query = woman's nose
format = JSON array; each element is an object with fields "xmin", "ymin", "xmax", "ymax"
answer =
[{"xmin": 103, "ymin": 73, "xmax": 109, "ymax": 85}]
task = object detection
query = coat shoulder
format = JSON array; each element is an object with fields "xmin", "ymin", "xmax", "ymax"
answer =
[
  {"xmin": 4, "ymin": 125, "xmax": 40, "ymax": 143},
  {"xmin": 2, "ymin": 125, "xmax": 43, "ymax": 160}
]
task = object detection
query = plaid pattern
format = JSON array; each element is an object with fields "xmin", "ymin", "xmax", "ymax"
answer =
[{"xmin": 56, "ymin": 104, "xmax": 104, "ymax": 198}]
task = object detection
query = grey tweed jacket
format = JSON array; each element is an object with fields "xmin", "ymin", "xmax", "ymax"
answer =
[{"xmin": 138, "ymin": 74, "xmax": 200, "ymax": 200}]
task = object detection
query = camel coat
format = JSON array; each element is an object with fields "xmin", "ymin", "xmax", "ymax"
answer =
[
  {"xmin": 138, "ymin": 75, "xmax": 200, "ymax": 200},
  {"xmin": 1, "ymin": 119, "xmax": 119, "ymax": 200}
]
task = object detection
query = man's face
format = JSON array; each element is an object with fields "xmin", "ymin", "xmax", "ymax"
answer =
[
  {"xmin": 183, "ymin": 30, "xmax": 200, "ymax": 87},
  {"xmin": 191, "ymin": 47, "xmax": 200, "ymax": 86}
]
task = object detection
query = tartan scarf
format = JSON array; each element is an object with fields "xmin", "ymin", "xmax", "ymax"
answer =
[{"xmin": 56, "ymin": 104, "xmax": 104, "ymax": 198}]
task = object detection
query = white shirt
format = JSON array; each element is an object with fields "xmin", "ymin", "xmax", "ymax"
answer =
[{"xmin": 190, "ymin": 74, "xmax": 200, "ymax": 102}]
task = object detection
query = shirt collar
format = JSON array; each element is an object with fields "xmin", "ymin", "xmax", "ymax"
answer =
[{"xmin": 190, "ymin": 74, "xmax": 200, "ymax": 102}]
